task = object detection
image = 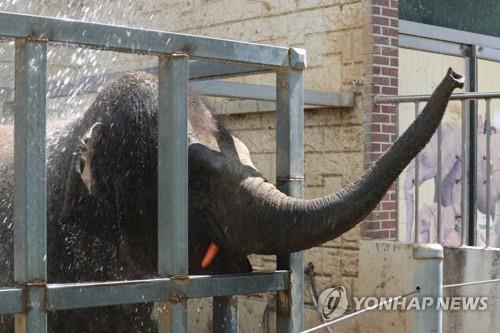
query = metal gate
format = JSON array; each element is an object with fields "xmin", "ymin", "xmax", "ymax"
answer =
[{"xmin": 0, "ymin": 10, "xmax": 330, "ymax": 332}]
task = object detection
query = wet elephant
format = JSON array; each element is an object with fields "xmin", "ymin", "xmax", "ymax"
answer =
[{"xmin": 0, "ymin": 69, "xmax": 464, "ymax": 331}]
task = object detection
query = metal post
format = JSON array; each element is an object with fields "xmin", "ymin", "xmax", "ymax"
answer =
[
  {"xmin": 213, "ymin": 296, "xmax": 238, "ymax": 332},
  {"xmin": 157, "ymin": 54, "xmax": 189, "ymax": 333},
  {"xmin": 467, "ymin": 45, "xmax": 478, "ymax": 246},
  {"xmin": 13, "ymin": 40, "xmax": 48, "ymax": 333},
  {"xmin": 437, "ymin": 124, "xmax": 442, "ymax": 244},
  {"xmin": 276, "ymin": 68, "xmax": 304, "ymax": 333},
  {"xmin": 414, "ymin": 102, "xmax": 420, "ymax": 243},
  {"xmin": 485, "ymin": 99, "xmax": 492, "ymax": 247},
  {"xmin": 412, "ymin": 243, "xmax": 443, "ymax": 333},
  {"xmin": 460, "ymin": 100, "xmax": 468, "ymax": 246}
]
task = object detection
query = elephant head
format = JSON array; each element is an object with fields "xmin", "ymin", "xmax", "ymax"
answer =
[{"xmin": 72, "ymin": 68, "xmax": 464, "ymax": 274}]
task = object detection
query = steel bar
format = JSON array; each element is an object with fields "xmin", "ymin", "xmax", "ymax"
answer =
[
  {"xmin": 467, "ymin": 46, "xmax": 478, "ymax": 246},
  {"xmin": 461, "ymin": 100, "xmax": 468, "ymax": 246},
  {"xmin": 437, "ymin": 124, "xmax": 442, "ymax": 244},
  {"xmin": 42, "ymin": 68, "xmax": 352, "ymax": 110},
  {"xmin": 213, "ymin": 296, "xmax": 238, "ymax": 332},
  {"xmin": 399, "ymin": 20, "xmax": 500, "ymax": 54},
  {"xmin": 0, "ymin": 11, "xmax": 300, "ymax": 68},
  {"xmin": 396, "ymin": 102, "xmax": 401, "ymax": 242},
  {"xmin": 412, "ymin": 244, "xmax": 443, "ymax": 333},
  {"xmin": 45, "ymin": 272, "xmax": 289, "ymax": 311},
  {"xmin": 185, "ymin": 271, "xmax": 289, "ymax": 298},
  {"xmin": 189, "ymin": 61, "xmax": 269, "ymax": 80},
  {"xmin": 375, "ymin": 91, "xmax": 500, "ymax": 104},
  {"xmin": 192, "ymin": 80, "xmax": 354, "ymax": 107},
  {"xmin": 477, "ymin": 46, "xmax": 500, "ymax": 63},
  {"xmin": 0, "ymin": 288, "xmax": 24, "ymax": 314},
  {"xmin": 399, "ymin": 34, "xmax": 466, "ymax": 57},
  {"xmin": 46, "ymin": 62, "xmax": 268, "ymax": 98},
  {"xmin": 276, "ymin": 69, "xmax": 305, "ymax": 332},
  {"xmin": 44, "ymin": 70, "xmax": 353, "ymax": 108},
  {"xmin": 485, "ymin": 99, "xmax": 492, "ymax": 247},
  {"xmin": 14, "ymin": 39, "xmax": 48, "ymax": 333},
  {"xmin": 414, "ymin": 102, "xmax": 420, "ymax": 244},
  {"xmin": 158, "ymin": 54, "xmax": 189, "ymax": 333}
]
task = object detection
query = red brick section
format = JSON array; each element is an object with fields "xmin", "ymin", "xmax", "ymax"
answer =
[{"xmin": 363, "ymin": 0, "xmax": 399, "ymax": 240}]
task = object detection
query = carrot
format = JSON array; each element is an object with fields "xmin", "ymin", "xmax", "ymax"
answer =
[{"xmin": 201, "ymin": 241, "xmax": 219, "ymax": 268}]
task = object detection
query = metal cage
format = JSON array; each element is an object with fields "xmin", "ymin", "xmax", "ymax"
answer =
[{"xmin": 0, "ymin": 10, "xmax": 322, "ymax": 332}]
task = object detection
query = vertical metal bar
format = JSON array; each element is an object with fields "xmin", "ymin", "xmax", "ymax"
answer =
[
  {"xmin": 13, "ymin": 40, "xmax": 47, "ymax": 333},
  {"xmin": 396, "ymin": 103, "xmax": 401, "ymax": 242},
  {"xmin": 437, "ymin": 123, "xmax": 442, "ymax": 244},
  {"xmin": 276, "ymin": 69, "xmax": 304, "ymax": 333},
  {"xmin": 461, "ymin": 100, "xmax": 468, "ymax": 246},
  {"xmin": 157, "ymin": 54, "xmax": 189, "ymax": 333},
  {"xmin": 213, "ymin": 296, "xmax": 238, "ymax": 332},
  {"xmin": 467, "ymin": 46, "xmax": 478, "ymax": 246},
  {"xmin": 412, "ymin": 244, "xmax": 443, "ymax": 333},
  {"xmin": 485, "ymin": 99, "xmax": 492, "ymax": 247},
  {"xmin": 414, "ymin": 102, "xmax": 420, "ymax": 243}
]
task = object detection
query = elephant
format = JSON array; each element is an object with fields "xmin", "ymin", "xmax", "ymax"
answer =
[{"xmin": 0, "ymin": 68, "xmax": 464, "ymax": 332}]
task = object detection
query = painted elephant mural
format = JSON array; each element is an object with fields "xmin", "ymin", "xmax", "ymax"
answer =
[
  {"xmin": 404, "ymin": 112, "xmax": 500, "ymax": 246},
  {"xmin": 0, "ymin": 69, "xmax": 464, "ymax": 332},
  {"xmin": 404, "ymin": 120, "xmax": 461, "ymax": 242}
]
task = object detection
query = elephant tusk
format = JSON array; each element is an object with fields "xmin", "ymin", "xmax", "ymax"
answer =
[{"xmin": 201, "ymin": 241, "xmax": 220, "ymax": 268}]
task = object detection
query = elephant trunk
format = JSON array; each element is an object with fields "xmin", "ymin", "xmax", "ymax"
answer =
[{"xmin": 212, "ymin": 68, "xmax": 464, "ymax": 255}]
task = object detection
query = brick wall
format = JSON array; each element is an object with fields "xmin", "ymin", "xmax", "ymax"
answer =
[{"xmin": 363, "ymin": 0, "xmax": 399, "ymax": 240}]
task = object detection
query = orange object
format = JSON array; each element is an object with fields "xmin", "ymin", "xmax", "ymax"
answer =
[{"xmin": 201, "ymin": 242, "xmax": 219, "ymax": 268}]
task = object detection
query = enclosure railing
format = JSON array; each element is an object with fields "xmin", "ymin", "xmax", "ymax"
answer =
[
  {"xmin": 375, "ymin": 91, "xmax": 500, "ymax": 247},
  {"xmin": 0, "ymin": 10, "xmax": 318, "ymax": 332}
]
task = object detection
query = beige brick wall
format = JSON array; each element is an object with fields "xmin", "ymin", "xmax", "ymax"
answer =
[{"xmin": 0, "ymin": 1, "xmax": 374, "ymax": 330}]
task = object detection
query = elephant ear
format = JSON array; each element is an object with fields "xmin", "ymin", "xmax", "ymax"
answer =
[{"xmin": 75, "ymin": 122, "xmax": 103, "ymax": 194}]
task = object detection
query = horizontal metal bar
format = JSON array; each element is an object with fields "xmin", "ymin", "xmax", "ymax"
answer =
[
  {"xmin": 304, "ymin": 88, "xmax": 354, "ymax": 107},
  {"xmin": 44, "ymin": 70, "xmax": 352, "ymax": 108},
  {"xmin": 400, "ymin": 19, "xmax": 500, "ymax": 52},
  {"xmin": 46, "ymin": 279, "xmax": 171, "ymax": 311},
  {"xmin": 46, "ymin": 63, "xmax": 267, "ymax": 98},
  {"xmin": 375, "ymin": 91, "xmax": 500, "ymax": 104},
  {"xmin": 399, "ymin": 34, "xmax": 466, "ymax": 57},
  {"xmin": 0, "ymin": 288, "xmax": 24, "ymax": 314},
  {"xmin": 189, "ymin": 61, "xmax": 269, "ymax": 80},
  {"xmin": 186, "ymin": 271, "xmax": 288, "ymax": 298},
  {"xmin": 477, "ymin": 46, "xmax": 500, "ymax": 62},
  {"xmin": 46, "ymin": 271, "xmax": 288, "ymax": 311},
  {"xmin": 192, "ymin": 80, "xmax": 354, "ymax": 107},
  {"xmin": 0, "ymin": 11, "xmax": 298, "ymax": 68}
]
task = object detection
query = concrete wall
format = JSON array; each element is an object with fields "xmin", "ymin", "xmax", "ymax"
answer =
[
  {"xmin": 355, "ymin": 240, "xmax": 500, "ymax": 333},
  {"xmin": 0, "ymin": 0, "xmax": 377, "ymax": 331}
]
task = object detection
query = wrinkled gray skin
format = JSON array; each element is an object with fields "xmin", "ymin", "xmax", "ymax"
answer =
[{"xmin": 0, "ymin": 69, "xmax": 463, "ymax": 332}]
